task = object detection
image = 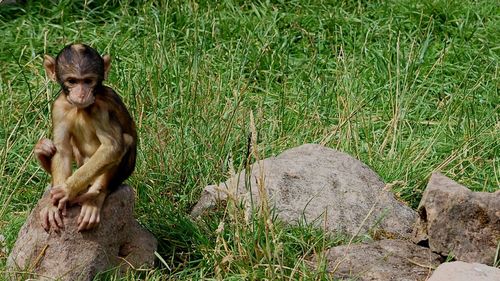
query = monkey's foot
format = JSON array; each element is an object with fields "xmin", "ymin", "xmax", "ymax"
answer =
[
  {"xmin": 77, "ymin": 202, "xmax": 102, "ymax": 231},
  {"xmin": 39, "ymin": 204, "xmax": 64, "ymax": 232},
  {"xmin": 77, "ymin": 192, "xmax": 106, "ymax": 232}
]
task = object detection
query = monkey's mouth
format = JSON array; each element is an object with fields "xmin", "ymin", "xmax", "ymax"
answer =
[{"xmin": 67, "ymin": 96, "xmax": 95, "ymax": 108}]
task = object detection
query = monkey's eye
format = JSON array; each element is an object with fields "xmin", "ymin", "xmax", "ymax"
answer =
[
  {"xmin": 83, "ymin": 78, "xmax": 94, "ymax": 85},
  {"xmin": 67, "ymin": 78, "xmax": 77, "ymax": 85}
]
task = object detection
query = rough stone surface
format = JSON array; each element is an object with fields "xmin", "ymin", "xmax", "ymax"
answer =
[
  {"xmin": 6, "ymin": 185, "xmax": 157, "ymax": 281},
  {"xmin": 413, "ymin": 173, "xmax": 500, "ymax": 265},
  {"xmin": 428, "ymin": 261, "xmax": 500, "ymax": 281},
  {"xmin": 192, "ymin": 144, "xmax": 417, "ymax": 238},
  {"xmin": 320, "ymin": 239, "xmax": 442, "ymax": 281}
]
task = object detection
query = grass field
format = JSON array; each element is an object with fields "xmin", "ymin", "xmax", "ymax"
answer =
[{"xmin": 0, "ymin": 0, "xmax": 498, "ymax": 279}]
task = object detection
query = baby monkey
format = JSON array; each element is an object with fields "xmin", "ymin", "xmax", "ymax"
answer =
[{"xmin": 35, "ymin": 43, "xmax": 137, "ymax": 232}]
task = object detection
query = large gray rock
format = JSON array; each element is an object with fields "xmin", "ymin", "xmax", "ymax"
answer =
[
  {"xmin": 6, "ymin": 185, "xmax": 157, "ymax": 280},
  {"xmin": 192, "ymin": 144, "xmax": 417, "ymax": 238},
  {"xmin": 413, "ymin": 173, "xmax": 500, "ymax": 265},
  {"xmin": 427, "ymin": 261, "xmax": 500, "ymax": 281},
  {"xmin": 319, "ymin": 239, "xmax": 442, "ymax": 281}
]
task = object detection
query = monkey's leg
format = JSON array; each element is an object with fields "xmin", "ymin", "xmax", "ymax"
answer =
[
  {"xmin": 70, "ymin": 139, "xmax": 85, "ymax": 167},
  {"xmin": 35, "ymin": 139, "xmax": 65, "ymax": 232}
]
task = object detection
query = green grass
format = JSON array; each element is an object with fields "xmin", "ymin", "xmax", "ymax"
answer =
[{"xmin": 0, "ymin": 0, "xmax": 498, "ymax": 279}]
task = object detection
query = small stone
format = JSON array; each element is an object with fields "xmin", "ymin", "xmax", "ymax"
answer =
[
  {"xmin": 413, "ymin": 173, "xmax": 500, "ymax": 264},
  {"xmin": 427, "ymin": 261, "xmax": 500, "ymax": 281},
  {"xmin": 318, "ymin": 239, "xmax": 442, "ymax": 281}
]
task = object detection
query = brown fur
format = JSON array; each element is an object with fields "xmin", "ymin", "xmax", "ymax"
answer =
[{"xmin": 36, "ymin": 44, "xmax": 136, "ymax": 232}]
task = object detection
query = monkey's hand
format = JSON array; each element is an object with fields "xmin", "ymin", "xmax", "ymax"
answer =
[
  {"xmin": 77, "ymin": 194, "xmax": 105, "ymax": 231},
  {"xmin": 40, "ymin": 204, "xmax": 64, "ymax": 232},
  {"xmin": 50, "ymin": 183, "xmax": 75, "ymax": 213}
]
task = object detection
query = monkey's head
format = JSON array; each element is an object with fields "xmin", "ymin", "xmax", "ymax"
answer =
[{"xmin": 44, "ymin": 44, "xmax": 111, "ymax": 108}]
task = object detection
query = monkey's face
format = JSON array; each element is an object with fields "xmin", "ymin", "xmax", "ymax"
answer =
[
  {"xmin": 61, "ymin": 74, "xmax": 98, "ymax": 108},
  {"xmin": 44, "ymin": 44, "xmax": 111, "ymax": 109}
]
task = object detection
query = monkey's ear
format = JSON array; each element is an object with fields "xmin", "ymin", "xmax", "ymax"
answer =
[
  {"xmin": 103, "ymin": 55, "xmax": 111, "ymax": 80},
  {"xmin": 43, "ymin": 55, "xmax": 57, "ymax": 81}
]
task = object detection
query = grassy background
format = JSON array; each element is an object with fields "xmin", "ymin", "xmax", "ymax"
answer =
[{"xmin": 0, "ymin": 0, "xmax": 498, "ymax": 279}]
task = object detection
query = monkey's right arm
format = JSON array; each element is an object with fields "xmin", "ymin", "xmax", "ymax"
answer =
[
  {"xmin": 50, "ymin": 123, "xmax": 73, "ymax": 187},
  {"xmin": 49, "ymin": 100, "xmax": 74, "ymax": 213},
  {"xmin": 40, "ymin": 127, "xmax": 70, "ymax": 232}
]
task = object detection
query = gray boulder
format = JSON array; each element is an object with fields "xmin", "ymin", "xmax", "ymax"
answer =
[
  {"xmin": 413, "ymin": 173, "xmax": 500, "ymax": 264},
  {"xmin": 428, "ymin": 261, "xmax": 500, "ymax": 281},
  {"xmin": 319, "ymin": 239, "xmax": 442, "ymax": 281},
  {"xmin": 192, "ymin": 144, "xmax": 417, "ymax": 238},
  {"xmin": 6, "ymin": 185, "xmax": 157, "ymax": 281}
]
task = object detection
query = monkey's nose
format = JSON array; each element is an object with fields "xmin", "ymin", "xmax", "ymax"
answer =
[{"xmin": 77, "ymin": 93, "xmax": 89, "ymax": 103}]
